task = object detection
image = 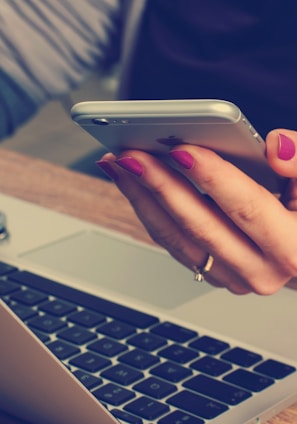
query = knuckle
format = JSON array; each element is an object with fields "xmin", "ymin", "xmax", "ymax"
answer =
[
  {"xmin": 229, "ymin": 199, "xmax": 262, "ymax": 224},
  {"xmin": 149, "ymin": 227, "xmax": 185, "ymax": 255},
  {"xmin": 149, "ymin": 228, "xmax": 201, "ymax": 269},
  {"xmin": 252, "ymin": 282, "xmax": 281, "ymax": 296},
  {"xmin": 182, "ymin": 220, "xmax": 216, "ymax": 249},
  {"xmin": 246, "ymin": 270, "xmax": 288, "ymax": 296},
  {"xmin": 197, "ymin": 172, "xmax": 218, "ymax": 192},
  {"xmin": 227, "ymin": 285, "xmax": 251, "ymax": 295},
  {"xmin": 148, "ymin": 178, "xmax": 171, "ymax": 199},
  {"xmin": 280, "ymin": 251, "xmax": 297, "ymax": 277},
  {"xmin": 227, "ymin": 186, "xmax": 267, "ymax": 224},
  {"xmin": 242, "ymin": 251, "xmax": 297, "ymax": 295}
]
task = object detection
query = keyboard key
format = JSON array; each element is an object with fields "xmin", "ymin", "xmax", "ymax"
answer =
[
  {"xmin": 190, "ymin": 355, "xmax": 232, "ymax": 376},
  {"xmin": 184, "ymin": 374, "xmax": 251, "ymax": 405},
  {"xmin": 119, "ymin": 348, "xmax": 160, "ymax": 370},
  {"xmin": 47, "ymin": 340, "xmax": 80, "ymax": 360},
  {"xmin": 0, "ymin": 261, "xmax": 17, "ymax": 275},
  {"xmin": 10, "ymin": 289, "xmax": 48, "ymax": 306},
  {"xmin": 128, "ymin": 332, "xmax": 167, "ymax": 351},
  {"xmin": 158, "ymin": 344, "xmax": 198, "ymax": 364},
  {"xmin": 101, "ymin": 364, "xmax": 144, "ymax": 386},
  {"xmin": 73, "ymin": 370, "xmax": 103, "ymax": 390},
  {"xmin": 111, "ymin": 409, "xmax": 143, "ymax": 424},
  {"xmin": 97, "ymin": 320, "xmax": 136, "ymax": 339},
  {"xmin": 69, "ymin": 351, "xmax": 111, "ymax": 372},
  {"xmin": 223, "ymin": 369, "xmax": 274, "ymax": 392},
  {"xmin": 93, "ymin": 383, "xmax": 135, "ymax": 406},
  {"xmin": 151, "ymin": 322, "xmax": 197, "ymax": 343},
  {"xmin": 88, "ymin": 337, "xmax": 127, "ymax": 357},
  {"xmin": 32, "ymin": 329, "xmax": 50, "ymax": 343},
  {"xmin": 124, "ymin": 396, "xmax": 169, "ymax": 420},
  {"xmin": 9, "ymin": 270, "xmax": 158, "ymax": 328},
  {"xmin": 133, "ymin": 377, "xmax": 176, "ymax": 399},
  {"xmin": 150, "ymin": 361, "xmax": 192, "ymax": 382},
  {"xmin": 158, "ymin": 410, "xmax": 204, "ymax": 424},
  {"xmin": 221, "ymin": 347, "xmax": 262, "ymax": 367},
  {"xmin": 68, "ymin": 309, "xmax": 106, "ymax": 328},
  {"xmin": 39, "ymin": 300, "xmax": 77, "ymax": 317},
  {"xmin": 189, "ymin": 336, "xmax": 229, "ymax": 355},
  {"xmin": 28, "ymin": 314, "xmax": 67, "ymax": 333},
  {"xmin": 254, "ymin": 359, "xmax": 296, "ymax": 379},
  {"xmin": 0, "ymin": 262, "xmax": 17, "ymax": 275},
  {"xmin": 0, "ymin": 279, "xmax": 20, "ymax": 295},
  {"xmin": 7, "ymin": 301, "xmax": 38, "ymax": 321},
  {"xmin": 167, "ymin": 390, "xmax": 228, "ymax": 420},
  {"xmin": 57, "ymin": 326, "xmax": 96, "ymax": 345}
]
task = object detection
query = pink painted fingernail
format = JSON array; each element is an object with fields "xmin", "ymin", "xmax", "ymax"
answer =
[
  {"xmin": 169, "ymin": 150, "xmax": 194, "ymax": 169},
  {"xmin": 96, "ymin": 160, "xmax": 119, "ymax": 181},
  {"xmin": 115, "ymin": 157, "xmax": 143, "ymax": 176},
  {"xmin": 278, "ymin": 133, "xmax": 295, "ymax": 160}
]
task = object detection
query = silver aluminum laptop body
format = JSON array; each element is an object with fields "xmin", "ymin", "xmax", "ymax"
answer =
[{"xmin": 0, "ymin": 192, "xmax": 296, "ymax": 424}]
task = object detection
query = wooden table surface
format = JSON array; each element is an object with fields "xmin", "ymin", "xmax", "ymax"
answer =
[{"xmin": 0, "ymin": 148, "xmax": 296, "ymax": 424}]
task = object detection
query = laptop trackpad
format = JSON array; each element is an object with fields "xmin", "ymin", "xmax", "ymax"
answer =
[{"xmin": 22, "ymin": 230, "xmax": 213, "ymax": 309}]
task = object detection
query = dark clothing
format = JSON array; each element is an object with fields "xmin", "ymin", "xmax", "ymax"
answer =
[
  {"xmin": 129, "ymin": 0, "xmax": 297, "ymax": 137},
  {"xmin": 0, "ymin": 69, "xmax": 37, "ymax": 139}
]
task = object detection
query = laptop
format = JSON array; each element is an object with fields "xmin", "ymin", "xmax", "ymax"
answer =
[{"xmin": 0, "ymin": 191, "xmax": 296, "ymax": 424}]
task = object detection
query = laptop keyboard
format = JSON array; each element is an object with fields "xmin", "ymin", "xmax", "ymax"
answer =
[{"xmin": 0, "ymin": 261, "xmax": 295, "ymax": 424}]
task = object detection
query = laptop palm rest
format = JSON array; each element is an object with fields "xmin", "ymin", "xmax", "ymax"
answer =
[{"xmin": 21, "ymin": 230, "xmax": 213, "ymax": 309}]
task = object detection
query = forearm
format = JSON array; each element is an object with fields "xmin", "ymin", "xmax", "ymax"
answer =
[
  {"xmin": 0, "ymin": 69, "xmax": 37, "ymax": 141},
  {"xmin": 0, "ymin": 0, "xmax": 121, "ymax": 137}
]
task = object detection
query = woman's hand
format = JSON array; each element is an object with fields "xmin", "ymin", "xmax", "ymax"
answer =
[{"xmin": 97, "ymin": 129, "xmax": 297, "ymax": 295}]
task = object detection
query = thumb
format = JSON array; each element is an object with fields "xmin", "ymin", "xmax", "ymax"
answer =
[
  {"xmin": 266, "ymin": 129, "xmax": 297, "ymax": 178},
  {"xmin": 266, "ymin": 129, "xmax": 297, "ymax": 209}
]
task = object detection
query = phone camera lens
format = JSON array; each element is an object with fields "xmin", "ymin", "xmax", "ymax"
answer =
[{"xmin": 93, "ymin": 118, "xmax": 109, "ymax": 126}]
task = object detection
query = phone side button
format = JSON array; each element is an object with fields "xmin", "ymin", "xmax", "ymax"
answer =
[
  {"xmin": 248, "ymin": 126, "xmax": 261, "ymax": 143},
  {"xmin": 253, "ymin": 133, "xmax": 262, "ymax": 144}
]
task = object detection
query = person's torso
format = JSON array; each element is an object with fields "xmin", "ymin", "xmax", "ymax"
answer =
[{"xmin": 127, "ymin": 0, "xmax": 297, "ymax": 136}]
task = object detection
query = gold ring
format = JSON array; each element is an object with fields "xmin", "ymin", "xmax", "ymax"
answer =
[{"xmin": 193, "ymin": 254, "xmax": 214, "ymax": 282}]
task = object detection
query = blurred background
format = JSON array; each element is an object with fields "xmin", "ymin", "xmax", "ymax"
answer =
[{"xmin": 0, "ymin": 69, "xmax": 118, "ymax": 177}]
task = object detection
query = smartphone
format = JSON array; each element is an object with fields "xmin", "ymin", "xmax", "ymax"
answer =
[{"xmin": 71, "ymin": 99, "xmax": 285, "ymax": 193}]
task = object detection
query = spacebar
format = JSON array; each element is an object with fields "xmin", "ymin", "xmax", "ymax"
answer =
[{"xmin": 9, "ymin": 270, "xmax": 159, "ymax": 329}]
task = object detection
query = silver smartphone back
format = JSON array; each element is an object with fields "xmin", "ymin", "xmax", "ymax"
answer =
[{"xmin": 71, "ymin": 99, "xmax": 285, "ymax": 193}]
